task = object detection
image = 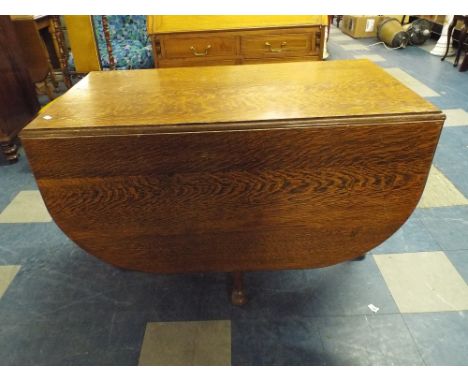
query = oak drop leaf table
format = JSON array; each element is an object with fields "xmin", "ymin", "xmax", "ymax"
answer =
[{"xmin": 21, "ymin": 60, "xmax": 445, "ymax": 305}]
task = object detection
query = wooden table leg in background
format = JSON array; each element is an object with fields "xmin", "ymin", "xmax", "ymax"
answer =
[
  {"xmin": 353, "ymin": 254, "xmax": 367, "ymax": 261},
  {"xmin": 456, "ymin": 16, "xmax": 468, "ymax": 71},
  {"xmin": 50, "ymin": 16, "xmax": 72, "ymax": 89},
  {"xmin": 231, "ymin": 271, "xmax": 248, "ymax": 306},
  {"xmin": 460, "ymin": 53, "xmax": 468, "ymax": 72},
  {"xmin": 454, "ymin": 18, "xmax": 468, "ymax": 67},
  {"xmin": 0, "ymin": 141, "xmax": 19, "ymax": 163},
  {"xmin": 441, "ymin": 16, "xmax": 457, "ymax": 62}
]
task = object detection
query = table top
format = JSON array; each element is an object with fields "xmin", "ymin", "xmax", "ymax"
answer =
[
  {"xmin": 147, "ymin": 15, "xmax": 328, "ymax": 34},
  {"xmin": 23, "ymin": 59, "xmax": 442, "ymax": 135}
]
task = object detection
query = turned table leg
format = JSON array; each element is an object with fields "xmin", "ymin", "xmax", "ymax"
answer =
[
  {"xmin": 454, "ymin": 20, "xmax": 467, "ymax": 68},
  {"xmin": 459, "ymin": 52, "xmax": 468, "ymax": 72},
  {"xmin": 441, "ymin": 17, "xmax": 457, "ymax": 62},
  {"xmin": 50, "ymin": 16, "xmax": 72, "ymax": 89},
  {"xmin": 353, "ymin": 254, "xmax": 367, "ymax": 261},
  {"xmin": 231, "ymin": 271, "xmax": 248, "ymax": 306},
  {"xmin": 1, "ymin": 141, "xmax": 19, "ymax": 163},
  {"xmin": 453, "ymin": 25, "xmax": 466, "ymax": 67}
]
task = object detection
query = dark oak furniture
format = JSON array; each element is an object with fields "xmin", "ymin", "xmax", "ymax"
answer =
[
  {"xmin": 0, "ymin": 16, "xmax": 40, "ymax": 163},
  {"xmin": 21, "ymin": 60, "xmax": 445, "ymax": 304},
  {"xmin": 11, "ymin": 15, "xmax": 72, "ymax": 90}
]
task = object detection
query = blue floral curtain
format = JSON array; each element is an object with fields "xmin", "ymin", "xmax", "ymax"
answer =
[
  {"xmin": 92, "ymin": 15, "xmax": 154, "ymax": 70},
  {"xmin": 68, "ymin": 15, "xmax": 154, "ymax": 71}
]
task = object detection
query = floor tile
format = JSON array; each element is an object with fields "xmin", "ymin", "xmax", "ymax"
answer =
[
  {"xmin": 418, "ymin": 206, "xmax": 468, "ymax": 250},
  {"xmin": 0, "ymin": 261, "xmax": 120, "ymax": 323},
  {"xmin": 340, "ymin": 43, "xmax": 369, "ymax": 51},
  {"xmin": 439, "ymin": 124, "xmax": 468, "ymax": 147},
  {"xmin": 417, "ymin": 166, "xmax": 468, "ymax": 208},
  {"xmin": 354, "ymin": 54, "xmax": 386, "ymax": 62},
  {"xmin": 433, "ymin": 128, "xmax": 468, "ymax": 181},
  {"xmin": 374, "ymin": 251, "xmax": 468, "ymax": 313},
  {"xmin": 0, "ymin": 159, "xmax": 38, "ymax": 213},
  {"xmin": 232, "ymin": 317, "xmax": 326, "ymax": 365},
  {"xmin": 330, "ymin": 34, "xmax": 355, "ymax": 42},
  {"xmin": 419, "ymin": 41, "xmax": 457, "ymax": 66},
  {"xmin": 0, "ymin": 265, "xmax": 21, "ymax": 299},
  {"xmin": 384, "ymin": 67, "xmax": 440, "ymax": 97},
  {"xmin": 404, "ymin": 312, "xmax": 468, "ymax": 365},
  {"xmin": 102, "ymin": 310, "xmax": 150, "ymax": 365},
  {"xmin": 418, "ymin": 42, "xmax": 457, "ymax": 64},
  {"xmin": 0, "ymin": 309, "xmax": 115, "ymax": 365},
  {"xmin": 319, "ymin": 314, "xmax": 423, "ymax": 365},
  {"xmin": 417, "ymin": 41, "xmax": 436, "ymax": 54},
  {"xmin": 442, "ymin": 108, "xmax": 468, "ymax": 127},
  {"xmin": 233, "ymin": 257, "xmax": 399, "ymax": 319},
  {"xmin": 370, "ymin": 215, "xmax": 440, "ymax": 254},
  {"xmin": 444, "ymin": 250, "xmax": 468, "ymax": 283},
  {"xmin": 0, "ymin": 191, "xmax": 51, "ymax": 223},
  {"xmin": 0, "ymin": 222, "xmax": 73, "ymax": 265},
  {"xmin": 445, "ymin": 55, "xmax": 457, "ymax": 65},
  {"xmin": 433, "ymin": 169, "xmax": 468, "ymax": 200},
  {"xmin": 138, "ymin": 320, "xmax": 231, "ymax": 365}
]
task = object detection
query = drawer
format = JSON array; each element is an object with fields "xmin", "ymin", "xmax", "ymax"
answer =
[
  {"xmin": 243, "ymin": 56, "xmax": 320, "ymax": 65},
  {"xmin": 158, "ymin": 58, "xmax": 240, "ymax": 68},
  {"xmin": 161, "ymin": 36, "xmax": 237, "ymax": 59},
  {"xmin": 241, "ymin": 32, "xmax": 315, "ymax": 58}
]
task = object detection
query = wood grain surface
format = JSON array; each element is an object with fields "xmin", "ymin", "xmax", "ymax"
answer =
[
  {"xmin": 22, "ymin": 118, "xmax": 444, "ymax": 273},
  {"xmin": 22, "ymin": 60, "xmax": 440, "ymax": 134},
  {"xmin": 21, "ymin": 60, "xmax": 445, "ymax": 273}
]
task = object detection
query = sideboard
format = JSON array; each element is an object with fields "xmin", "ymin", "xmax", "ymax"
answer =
[{"xmin": 147, "ymin": 16, "xmax": 327, "ymax": 67}]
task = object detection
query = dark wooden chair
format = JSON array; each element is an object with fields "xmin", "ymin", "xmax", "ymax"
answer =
[{"xmin": 441, "ymin": 15, "xmax": 468, "ymax": 71}]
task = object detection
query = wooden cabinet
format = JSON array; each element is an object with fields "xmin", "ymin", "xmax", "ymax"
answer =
[
  {"xmin": 0, "ymin": 16, "xmax": 40, "ymax": 163},
  {"xmin": 148, "ymin": 16, "xmax": 326, "ymax": 67}
]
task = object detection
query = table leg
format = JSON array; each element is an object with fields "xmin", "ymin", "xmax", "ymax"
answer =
[
  {"xmin": 459, "ymin": 52, "xmax": 468, "ymax": 72},
  {"xmin": 454, "ymin": 23, "xmax": 467, "ymax": 67},
  {"xmin": 1, "ymin": 141, "xmax": 19, "ymax": 163},
  {"xmin": 47, "ymin": 60, "xmax": 59, "ymax": 88},
  {"xmin": 441, "ymin": 17, "xmax": 457, "ymax": 61},
  {"xmin": 50, "ymin": 16, "xmax": 72, "ymax": 89},
  {"xmin": 37, "ymin": 28, "xmax": 59, "ymax": 89},
  {"xmin": 231, "ymin": 271, "xmax": 248, "ymax": 306},
  {"xmin": 353, "ymin": 254, "xmax": 367, "ymax": 261},
  {"xmin": 336, "ymin": 16, "xmax": 342, "ymax": 28}
]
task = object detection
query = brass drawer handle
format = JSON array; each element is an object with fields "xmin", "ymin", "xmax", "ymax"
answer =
[
  {"xmin": 190, "ymin": 44, "xmax": 212, "ymax": 56},
  {"xmin": 265, "ymin": 41, "xmax": 287, "ymax": 52}
]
